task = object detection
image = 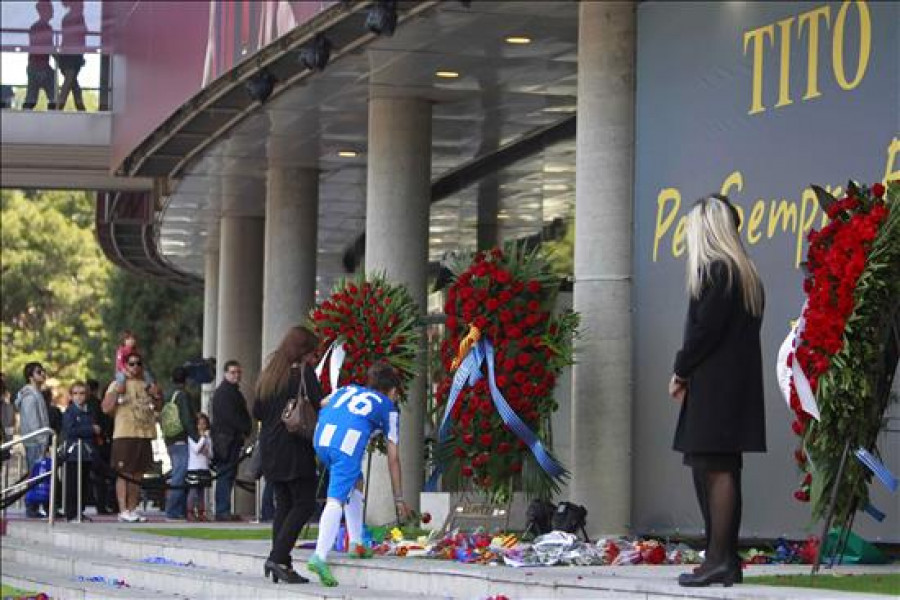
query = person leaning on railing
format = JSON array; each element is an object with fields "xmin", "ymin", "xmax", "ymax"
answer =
[{"xmin": 62, "ymin": 381, "xmax": 98, "ymax": 521}]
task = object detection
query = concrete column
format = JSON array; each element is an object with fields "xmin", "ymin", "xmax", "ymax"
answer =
[
  {"xmin": 216, "ymin": 215, "xmax": 265, "ymax": 394},
  {"xmin": 571, "ymin": 1, "xmax": 636, "ymax": 536},
  {"xmin": 261, "ymin": 166, "xmax": 319, "ymax": 358},
  {"xmin": 215, "ymin": 211, "xmax": 264, "ymax": 516},
  {"xmin": 201, "ymin": 249, "xmax": 219, "ymax": 414},
  {"xmin": 364, "ymin": 95, "xmax": 432, "ymax": 524}
]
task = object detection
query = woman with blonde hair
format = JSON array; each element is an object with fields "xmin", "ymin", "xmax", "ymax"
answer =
[
  {"xmin": 252, "ymin": 325, "xmax": 324, "ymax": 584},
  {"xmin": 668, "ymin": 194, "xmax": 765, "ymax": 587}
]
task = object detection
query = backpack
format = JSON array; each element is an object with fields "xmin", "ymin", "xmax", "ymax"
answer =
[{"xmin": 160, "ymin": 390, "xmax": 185, "ymax": 439}]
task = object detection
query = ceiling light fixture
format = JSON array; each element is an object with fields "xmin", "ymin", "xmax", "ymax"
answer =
[
  {"xmin": 505, "ymin": 36, "xmax": 531, "ymax": 45},
  {"xmin": 299, "ymin": 34, "xmax": 332, "ymax": 71},
  {"xmin": 366, "ymin": 0, "xmax": 397, "ymax": 37},
  {"xmin": 245, "ymin": 69, "xmax": 276, "ymax": 103},
  {"xmin": 435, "ymin": 70, "xmax": 460, "ymax": 79},
  {"xmin": 337, "ymin": 150, "xmax": 358, "ymax": 158}
]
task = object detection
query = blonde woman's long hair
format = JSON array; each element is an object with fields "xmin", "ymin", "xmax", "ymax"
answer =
[
  {"xmin": 685, "ymin": 195, "xmax": 764, "ymax": 317},
  {"xmin": 256, "ymin": 326, "xmax": 319, "ymax": 401}
]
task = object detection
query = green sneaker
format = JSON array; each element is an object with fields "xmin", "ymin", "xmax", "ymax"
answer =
[
  {"xmin": 348, "ymin": 543, "xmax": 373, "ymax": 559},
  {"xmin": 307, "ymin": 555, "xmax": 338, "ymax": 587}
]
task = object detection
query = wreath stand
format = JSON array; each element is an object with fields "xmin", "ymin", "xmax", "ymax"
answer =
[{"xmin": 812, "ymin": 313, "xmax": 899, "ymax": 574}]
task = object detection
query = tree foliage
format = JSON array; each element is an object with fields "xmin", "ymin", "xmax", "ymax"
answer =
[{"xmin": 1, "ymin": 189, "xmax": 202, "ymax": 395}]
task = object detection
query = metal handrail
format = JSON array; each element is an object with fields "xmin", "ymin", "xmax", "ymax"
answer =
[
  {"xmin": 0, "ymin": 426, "xmax": 53, "ymax": 451},
  {"xmin": 1, "ymin": 427, "xmax": 58, "ymax": 525}
]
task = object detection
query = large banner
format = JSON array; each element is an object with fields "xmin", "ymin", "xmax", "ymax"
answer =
[{"xmin": 634, "ymin": 1, "xmax": 898, "ymax": 540}]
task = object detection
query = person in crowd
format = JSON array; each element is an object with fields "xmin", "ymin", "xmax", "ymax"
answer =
[
  {"xmin": 253, "ymin": 326, "xmax": 324, "ymax": 584},
  {"xmin": 211, "ymin": 359, "xmax": 251, "ymax": 521},
  {"xmin": 23, "ymin": 0, "xmax": 56, "ymax": 110},
  {"xmin": 102, "ymin": 350, "xmax": 162, "ymax": 523},
  {"xmin": 14, "ymin": 362, "xmax": 50, "ymax": 518},
  {"xmin": 163, "ymin": 366, "xmax": 198, "ymax": 520},
  {"xmin": 186, "ymin": 413, "xmax": 212, "ymax": 521},
  {"xmin": 85, "ymin": 378, "xmax": 116, "ymax": 514},
  {"xmin": 115, "ymin": 330, "xmax": 155, "ymax": 384},
  {"xmin": 668, "ymin": 194, "xmax": 766, "ymax": 588},
  {"xmin": 43, "ymin": 388, "xmax": 62, "ymax": 436},
  {"xmin": 1, "ymin": 372, "xmax": 15, "ymax": 462},
  {"xmin": 307, "ymin": 361, "xmax": 412, "ymax": 587},
  {"xmin": 62, "ymin": 381, "xmax": 98, "ymax": 521},
  {"xmin": 56, "ymin": 0, "xmax": 87, "ymax": 111}
]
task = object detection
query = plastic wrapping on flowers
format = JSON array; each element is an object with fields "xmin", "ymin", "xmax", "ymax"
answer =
[
  {"xmin": 433, "ymin": 245, "xmax": 579, "ymax": 500},
  {"xmin": 788, "ymin": 180, "xmax": 900, "ymax": 519}
]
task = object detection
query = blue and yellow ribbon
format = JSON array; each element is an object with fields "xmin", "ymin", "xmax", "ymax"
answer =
[{"xmin": 427, "ymin": 333, "xmax": 567, "ymax": 490}]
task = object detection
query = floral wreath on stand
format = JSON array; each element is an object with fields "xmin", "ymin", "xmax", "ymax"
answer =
[
  {"xmin": 785, "ymin": 180, "xmax": 899, "ymax": 521},
  {"xmin": 430, "ymin": 244, "xmax": 579, "ymax": 501},
  {"xmin": 310, "ymin": 272, "xmax": 421, "ymax": 450}
]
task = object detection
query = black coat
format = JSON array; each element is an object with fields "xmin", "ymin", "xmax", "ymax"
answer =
[
  {"xmin": 252, "ymin": 364, "xmax": 323, "ymax": 482},
  {"xmin": 211, "ymin": 380, "xmax": 252, "ymax": 465},
  {"xmin": 673, "ymin": 261, "xmax": 766, "ymax": 454}
]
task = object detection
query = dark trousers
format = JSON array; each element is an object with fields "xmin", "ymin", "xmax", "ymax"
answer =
[
  {"xmin": 268, "ymin": 476, "xmax": 317, "ymax": 565},
  {"xmin": 64, "ymin": 461, "xmax": 92, "ymax": 519}
]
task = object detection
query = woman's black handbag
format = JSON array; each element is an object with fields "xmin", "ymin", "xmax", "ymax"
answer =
[{"xmin": 281, "ymin": 365, "xmax": 317, "ymax": 440}]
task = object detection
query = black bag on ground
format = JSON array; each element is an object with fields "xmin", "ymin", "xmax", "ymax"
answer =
[
  {"xmin": 525, "ymin": 498, "xmax": 556, "ymax": 537},
  {"xmin": 552, "ymin": 501, "xmax": 588, "ymax": 535}
]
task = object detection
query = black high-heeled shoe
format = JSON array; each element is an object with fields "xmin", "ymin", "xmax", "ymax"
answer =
[
  {"xmin": 264, "ymin": 559, "xmax": 308, "ymax": 584},
  {"xmin": 678, "ymin": 562, "xmax": 738, "ymax": 587},
  {"xmin": 692, "ymin": 559, "xmax": 743, "ymax": 583}
]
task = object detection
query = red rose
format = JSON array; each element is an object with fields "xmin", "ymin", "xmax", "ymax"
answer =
[
  {"xmin": 421, "ymin": 512, "xmax": 432, "ymax": 524},
  {"xmin": 791, "ymin": 419, "xmax": 806, "ymax": 436},
  {"xmin": 462, "ymin": 433, "xmax": 474, "ymax": 445},
  {"xmin": 794, "ymin": 490, "xmax": 810, "ymax": 502},
  {"xmin": 495, "ymin": 269, "xmax": 512, "ymax": 284},
  {"xmin": 486, "ymin": 298, "xmax": 500, "ymax": 312},
  {"xmin": 461, "ymin": 466, "xmax": 474, "ymax": 477},
  {"xmin": 517, "ymin": 353, "xmax": 532, "ymax": 367},
  {"xmin": 526, "ymin": 280, "xmax": 541, "ymax": 294},
  {"xmin": 509, "ymin": 462, "xmax": 522, "ymax": 473},
  {"xmin": 872, "ymin": 182, "xmax": 885, "ymax": 198},
  {"xmin": 479, "ymin": 433, "xmax": 493, "ymax": 447},
  {"xmin": 453, "ymin": 447, "xmax": 466, "ymax": 457}
]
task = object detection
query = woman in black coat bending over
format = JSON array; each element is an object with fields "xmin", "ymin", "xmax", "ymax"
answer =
[
  {"xmin": 669, "ymin": 194, "xmax": 766, "ymax": 588},
  {"xmin": 253, "ymin": 325, "xmax": 324, "ymax": 584}
]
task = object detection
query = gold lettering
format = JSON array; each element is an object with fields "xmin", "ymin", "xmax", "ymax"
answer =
[
  {"xmin": 653, "ymin": 188, "xmax": 681, "ymax": 262},
  {"xmin": 744, "ymin": 24, "xmax": 775, "ymax": 115},
  {"xmin": 833, "ymin": 1, "xmax": 871, "ymax": 90},
  {"xmin": 720, "ymin": 170, "xmax": 744, "ymax": 198},
  {"xmin": 797, "ymin": 6, "xmax": 830, "ymax": 100},
  {"xmin": 884, "ymin": 137, "xmax": 900, "ymax": 182},
  {"xmin": 673, "ymin": 217, "xmax": 687, "ymax": 257},
  {"xmin": 747, "ymin": 201, "xmax": 766, "ymax": 244},
  {"xmin": 768, "ymin": 201, "xmax": 798, "ymax": 238},
  {"xmin": 776, "ymin": 17, "xmax": 795, "ymax": 108}
]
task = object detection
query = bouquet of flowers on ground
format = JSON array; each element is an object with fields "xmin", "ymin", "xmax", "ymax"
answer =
[
  {"xmin": 787, "ymin": 180, "xmax": 899, "ymax": 519},
  {"xmin": 433, "ymin": 244, "xmax": 578, "ymax": 500},
  {"xmin": 310, "ymin": 271, "xmax": 421, "ymax": 401}
]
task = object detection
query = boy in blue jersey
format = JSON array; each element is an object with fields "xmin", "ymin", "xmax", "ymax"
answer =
[{"xmin": 307, "ymin": 361, "xmax": 412, "ymax": 587}]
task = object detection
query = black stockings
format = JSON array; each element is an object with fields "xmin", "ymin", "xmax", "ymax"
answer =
[{"xmin": 693, "ymin": 466, "xmax": 741, "ymax": 567}]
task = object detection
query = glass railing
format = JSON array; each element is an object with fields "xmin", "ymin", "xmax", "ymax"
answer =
[{"xmin": 1, "ymin": 50, "xmax": 110, "ymax": 112}]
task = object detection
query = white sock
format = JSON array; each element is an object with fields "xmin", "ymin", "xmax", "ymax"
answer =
[
  {"xmin": 345, "ymin": 489, "xmax": 364, "ymax": 545},
  {"xmin": 314, "ymin": 500, "xmax": 343, "ymax": 561}
]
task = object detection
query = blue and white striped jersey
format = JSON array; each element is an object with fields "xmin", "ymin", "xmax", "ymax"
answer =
[{"xmin": 314, "ymin": 385, "xmax": 400, "ymax": 462}]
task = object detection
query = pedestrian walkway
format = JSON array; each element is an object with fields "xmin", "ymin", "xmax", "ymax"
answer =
[{"xmin": 1, "ymin": 517, "xmax": 896, "ymax": 599}]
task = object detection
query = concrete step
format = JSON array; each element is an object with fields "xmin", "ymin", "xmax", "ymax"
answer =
[
  {"xmin": 4, "ymin": 521, "xmax": 895, "ymax": 600},
  {"xmin": 0, "ymin": 559, "xmax": 176, "ymax": 600},
  {"xmin": 1, "ymin": 536, "xmax": 427, "ymax": 599}
]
